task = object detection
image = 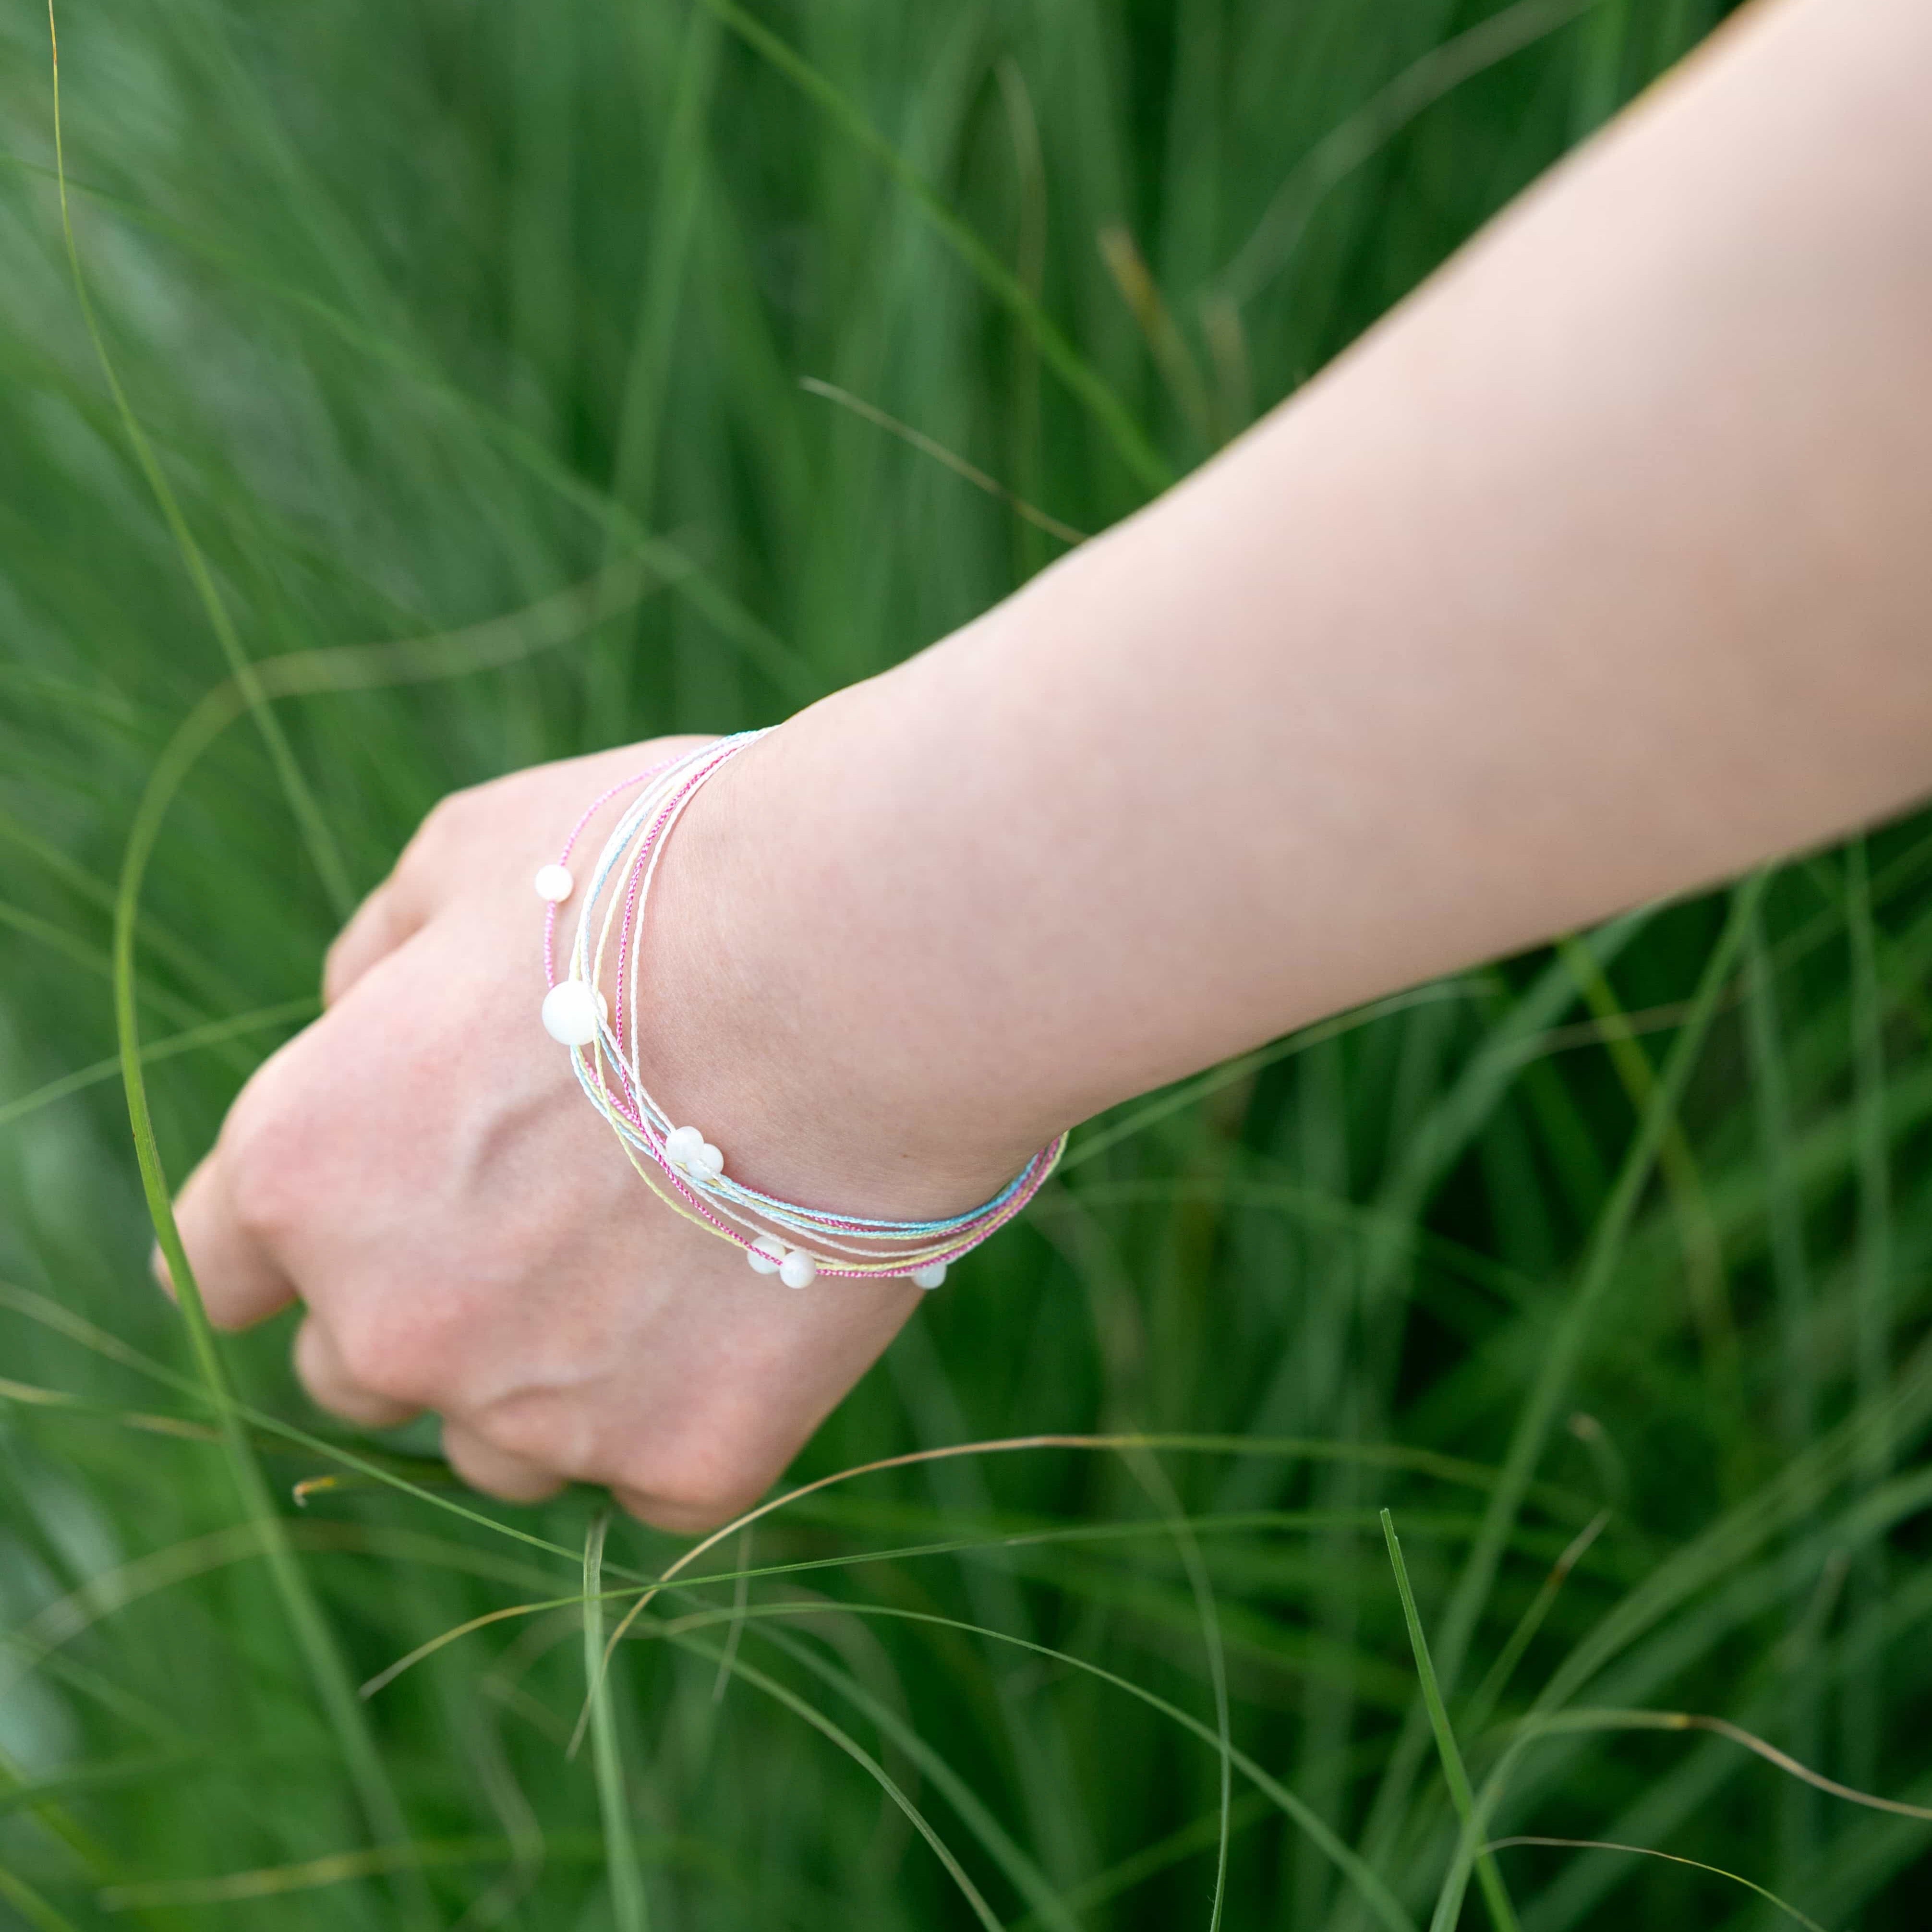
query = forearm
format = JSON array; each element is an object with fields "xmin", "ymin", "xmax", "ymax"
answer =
[{"xmin": 653, "ymin": 0, "xmax": 1932, "ymax": 1206}]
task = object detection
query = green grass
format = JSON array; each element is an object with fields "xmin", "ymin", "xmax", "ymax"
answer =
[{"xmin": 5, "ymin": 0, "xmax": 1932, "ymax": 1926}]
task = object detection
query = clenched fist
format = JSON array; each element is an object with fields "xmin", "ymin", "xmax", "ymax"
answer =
[{"xmin": 162, "ymin": 737, "xmax": 934, "ymax": 1531}]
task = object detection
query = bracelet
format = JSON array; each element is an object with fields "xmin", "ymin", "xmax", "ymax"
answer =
[{"xmin": 534, "ymin": 735, "xmax": 1065, "ymax": 1289}]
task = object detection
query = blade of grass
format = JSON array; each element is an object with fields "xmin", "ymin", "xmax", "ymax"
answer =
[
  {"xmin": 994, "ymin": 52, "xmax": 1051, "ymax": 581},
  {"xmin": 1556, "ymin": 935, "xmax": 1742, "ymax": 1459},
  {"xmin": 96, "ymin": 1834, "xmax": 616, "ymax": 1911},
  {"xmin": 1096, "ymin": 223, "xmax": 1215, "ymax": 455},
  {"xmin": 1844, "ymin": 836, "xmax": 1891, "ymax": 1796},
  {"xmin": 0, "ymin": 805, "xmax": 247, "ymax": 1011},
  {"xmin": 707, "ymin": 1526, "xmax": 752, "ymax": 1705},
  {"xmin": 0, "ymin": 900, "xmax": 220, "ymax": 1040},
  {"xmin": 1128, "ymin": 1448, "xmax": 1232, "ymax": 1932},
  {"xmin": 1461, "ymin": 1509, "xmax": 1611, "ymax": 1737},
  {"xmin": 1744, "ymin": 897, "xmax": 1824, "ymax": 1878},
  {"xmin": 583, "ymin": 1509, "xmax": 649, "ymax": 1932},
  {"xmin": 1571, "ymin": 0, "xmax": 1633, "ymax": 134},
  {"xmin": 744, "ymin": 1617, "xmax": 1086, "ymax": 1932},
  {"xmin": 800, "ymin": 377, "xmax": 1087, "ymax": 546},
  {"xmin": 671, "ymin": 1629, "xmax": 1007, "ymax": 1932},
  {"xmin": 1379, "ymin": 1511, "xmax": 1519, "ymax": 1932},
  {"xmin": 1508, "ymin": 1707, "xmax": 1932, "ymax": 1823},
  {"xmin": 0, "ymin": 999, "xmax": 316, "ymax": 1131},
  {"xmin": 1219, "ymin": 0, "xmax": 1608, "ymax": 304},
  {"xmin": 1483, "ymin": 1837, "xmax": 1825, "ymax": 1932}
]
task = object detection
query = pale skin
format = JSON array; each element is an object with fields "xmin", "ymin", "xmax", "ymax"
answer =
[{"xmin": 168, "ymin": 0, "xmax": 1932, "ymax": 1529}]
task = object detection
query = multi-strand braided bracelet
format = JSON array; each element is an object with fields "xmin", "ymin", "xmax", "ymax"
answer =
[{"xmin": 535, "ymin": 734, "xmax": 1066, "ymax": 1289}]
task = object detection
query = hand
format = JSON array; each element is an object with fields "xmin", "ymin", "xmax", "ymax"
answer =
[{"xmin": 162, "ymin": 737, "xmax": 930, "ymax": 1531}]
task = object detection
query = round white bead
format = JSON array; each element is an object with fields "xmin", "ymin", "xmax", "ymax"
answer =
[
  {"xmin": 778, "ymin": 1250, "xmax": 818, "ymax": 1290},
  {"xmin": 541, "ymin": 979, "xmax": 600, "ymax": 1046},
  {"xmin": 747, "ymin": 1235, "xmax": 785, "ymax": 1276},
  {"xmin": 665, "ymin": 1126, "xmax": 704, "ymax": 1162},
  {"xmin": 911, "ymin": 1262, "xmax": 948, "ymax": 1291},
  {"xmin": 534, "ymin": 863, "xmax": 575, "ymax": 903},
  {"xmin": 696, "ymin": 1142, "xmax": 724, "ymax": 1177}
]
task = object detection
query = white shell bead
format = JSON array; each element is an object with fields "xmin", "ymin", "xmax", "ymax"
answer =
[
  {"xmin": 778, "ymin": 1250, "xmax": 818, "ymax": 1290},
  {"xmin": 747, "ymin": 1235, "xmax": 785, "ymax": 1276},
  {"xmin": 534, "ymin": 863, "xmax": 575, "ymax": 903},
  {"xmin": 541, "ymin": 979, "xmax": 600, "ymax": 1046},
  {"xmin": 665, "ymin": 1126, "xmax": 704, "ymax": 1162},
  {"xmin": 696, "ymin": 1142, "xmax": 724, "ymax": 1177},
  {"xmin": 912, "ymin": 1262, "xmax": 948, "ymax": 1291}
]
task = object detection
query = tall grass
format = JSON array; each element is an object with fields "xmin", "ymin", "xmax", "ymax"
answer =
[{"xmin": 4, "ymin": 0, "xmax": 1930, "ymax": 1927}]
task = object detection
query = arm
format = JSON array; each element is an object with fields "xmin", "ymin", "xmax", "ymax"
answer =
[
  {"xmin": 656, "ymin": 0, "xmax": 1932, "ymax": 1206},
  {"xmin": 177, "ymin": 0, "xmax": 1932, "ymax": 1524}
]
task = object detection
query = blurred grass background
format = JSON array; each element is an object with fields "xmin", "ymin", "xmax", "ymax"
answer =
[{"xmin": 5, "ymin": 0, "xmax": 1932, "ymax": 1926}]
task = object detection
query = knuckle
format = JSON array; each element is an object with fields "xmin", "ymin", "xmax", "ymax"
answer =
[
  {"xmin": 473, "ymin": 1400, "xmax": 567, "ymax": 1471},
  {"xmin": 222, "ymin": 1090, "xmax": 308, "ymax": 1250},
  {"xmin": 388, "ymin": 803, "xmax": 451, "ymax": 895},
  {"xmin": 418, "ymin": 788, "xmax": 471, "ymax": 842},
  {"xmin": 332, "ymin": 1308, "xmax": 440, "ymax": 1406},
  {"xmin": 398, "ymin": 786, "xmax": 483, "ymax": 878},
  {"xmin": 319, "ymin": 924, "xmax": 365, "ymax": 1007},
  {"xmin": 616, "ymin": 1440, "xmax": 765, "ymax": 1531}
]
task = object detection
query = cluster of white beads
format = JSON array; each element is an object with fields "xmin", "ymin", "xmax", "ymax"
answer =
[
  {"xmin": 746, "ymin": 1233, "xmax": 818, "ymax": 1288},
  {"xmin": 664, "ymin": 1124, "xmax": 725, "ymax": 1180}
]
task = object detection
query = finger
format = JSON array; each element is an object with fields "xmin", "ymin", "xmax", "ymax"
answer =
[
  {"xmin": 442, "ymin": 1422, "xmax": 565, "ymax": 1505},
  {"xmin": 169, "ymin": 1150, "xmax": 299, "ymax": 1330},
  {"xmin": 322, "ymin": 881, "xmax": 417, "ymax": 1008},
  {"xmin": 294, "ymin": 1316, "xmax": 423, "ymax": 1430},
  {"xmin": 611, "ymin": 1483, "xmax": 759, "ymax": 1537}
]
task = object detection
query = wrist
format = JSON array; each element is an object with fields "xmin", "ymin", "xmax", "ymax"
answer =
[{"xmin": 619, "ymin": 724, "xmax": 1051, "ymax": 1225}]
